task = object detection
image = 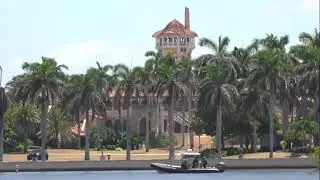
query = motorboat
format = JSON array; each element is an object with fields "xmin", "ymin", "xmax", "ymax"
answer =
[{"xmin": 150, "ymin": 149, "xmax": 226, "ymax": 174}]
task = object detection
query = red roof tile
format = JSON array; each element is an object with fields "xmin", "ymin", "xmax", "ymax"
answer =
[{"xmin": 152, "ymin": 19, "xmax": 198, "ymax": 38}]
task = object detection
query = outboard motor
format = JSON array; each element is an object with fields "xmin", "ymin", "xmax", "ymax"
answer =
[{"xmin": 215, "ymin": 162, "xmax": 226, "ymax": 172}]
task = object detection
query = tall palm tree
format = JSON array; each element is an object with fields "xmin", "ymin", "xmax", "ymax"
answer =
[
  {"xmin": 113, "ymin": 64, "xmax": 145, "ymax": 160},
  {"xmin": 62, "ymin": 74, "xmax": 85, "ymax": 149},
  {"xmin": 87, "ymin": 62, "xmax": 113, "ymax": 149},
  {"xmin": 154, "ymin": 54, "xmax": 188, "ymax": 160},
  {"xmin": 249, "ymin": 34, "xmax": 289, "ymax": 158},
  {"xmin": 79, "ymin": 70, "xmax": 102, "ymax": 160},
  {"xmin": 197, "ymin": 36, "xmax": 239, "ymax": 159},
  {"xmin": 176, "ymin": 59, "xmax": 196, "ymax": 148},
  {"xmin": 145, "ymin": 50, "xmax": 163, "ymax": 134},
  {"xmin": 291, "ymin": 29, "xmax": 320, "ymax": 145},
  {"xmin": 232, "ymin": 43, "xmax": 259, "ymax": 152},
  {"xmin": 0, "ymin": 81, "xmax": 8, "ymax": 161},
  {"xmin": 18, "ymin": 57, "xmax": 67, "ymax": 161}
]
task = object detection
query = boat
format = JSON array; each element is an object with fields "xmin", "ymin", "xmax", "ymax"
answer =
[{"xmin": 150, "ymin": 149, "xmax": 226, "ymax": 174}]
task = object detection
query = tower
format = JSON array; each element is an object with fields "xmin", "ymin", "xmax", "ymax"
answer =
[{"xmin": 152, "ymin": 7, "xmax": 198, "ymax": 60}]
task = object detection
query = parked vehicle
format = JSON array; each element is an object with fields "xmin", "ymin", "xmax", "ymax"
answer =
[{"xmin": 27, "ymin": 149, "xmax": 48, "ymax": 161}]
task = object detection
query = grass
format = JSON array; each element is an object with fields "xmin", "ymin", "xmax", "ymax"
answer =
[{"xmin": 2, "ymin": 149, "xmax": 297, "ymax": 162}]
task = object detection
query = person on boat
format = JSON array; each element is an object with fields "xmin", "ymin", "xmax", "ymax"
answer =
[
  {"xmin": 201, "ymin": 156, "xmax": 208, "ymax": 168},
  {"xmin": 181, "ymin": 159, "xmax": 188, "ymax": 170},
  {"xmin": 191, "ymin": 157, "xmax": 199, "ymax": 168}
]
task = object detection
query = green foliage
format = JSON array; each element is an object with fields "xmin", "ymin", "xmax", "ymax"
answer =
[
  {"xmin": 314, "ymin": 147, "xmax": 320, "ymax": 167},
  {"xmin": 90, "ymin": 127, "xmax": 117, "ymax": 149},
  {"xmin": 280, "ymin": 140, "xmax": 287, "ymax": 151},
  {"xmin": 200, "ymin": 147, "xmax": 251, "ymax": 158},
  {"xmin": 47, "ymin": 106, "xmax": 72, "ymax": 147},
  {"xmin": 149, "ymin": 132, "xmax": 170, "ymax": 148},
  {"xmin": 284, "ymin": 117, "xmax": 320, "ymax": 143},
  {"xmin": 288, "ymin": 147, "xmax": 315, "ymax": 154}
]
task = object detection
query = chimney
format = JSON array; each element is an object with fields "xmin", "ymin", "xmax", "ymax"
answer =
[{"xmin": 185, "ymin": 7, "xmax": 190, "ymax": 29}]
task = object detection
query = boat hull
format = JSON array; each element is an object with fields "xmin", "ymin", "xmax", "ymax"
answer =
[{"xmin": 150, "ymin": 163, "xmax": 225, "ymax": 174}]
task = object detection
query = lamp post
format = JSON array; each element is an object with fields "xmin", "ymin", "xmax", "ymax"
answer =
[
  {"xmin": 317, "ymin": 0, "xmax": 320, "ymax": 146},
  {"xmin": 0, "ymin": 65, "xmax": 6, "ymax": 162}
]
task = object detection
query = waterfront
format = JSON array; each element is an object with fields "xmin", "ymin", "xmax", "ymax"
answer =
[{"xmin": 0, "ymin": 169, "xmax": 318, "ymax": 180}]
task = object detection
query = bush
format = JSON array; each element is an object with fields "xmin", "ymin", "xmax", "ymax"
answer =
[
  {"xmin": 200, "ymin": 148, "xmax": 217, "ymax": 158},
  {"xmin": 149, "ymin": 132, "xmax": 170, "ymax": 148},
  {"xmin": 289, "ymin": 147, "xmax": 315, "ymax": 154},
  {"xmin": 200, "ymin": 147, "xmax": 251, "ymax": 158},
  {"xmin": 90, "ymin": 127, "xmax": 117, "ymax": 148},
  {"xmin": 117, "ymin": 132, "xmax": 142, "ymax": 150},
  {"xmin": 106, "ymin": 145, "xmax": 116, "ymax": 150}
]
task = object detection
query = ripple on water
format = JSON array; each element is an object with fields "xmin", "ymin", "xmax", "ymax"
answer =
[{"xmin": 0, "ymin": 169, "xmax": 318, "ymax": 180}]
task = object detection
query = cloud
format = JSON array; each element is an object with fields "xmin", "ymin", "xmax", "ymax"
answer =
[
  {"xmin": 290, "ymin": 0, "xmax": 319, "ymax": 12},
  {"xmin": 266, "ymin": 0, "xmax": 319, "ymax": 13},
  {"xmin": 45, "ymin": 40, "xmax": 112, "ymax": 74}
]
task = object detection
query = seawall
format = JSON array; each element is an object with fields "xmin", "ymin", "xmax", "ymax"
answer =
[{"xmin": 0, "ymin": 158, "xmax": 317, "ymax": 172}]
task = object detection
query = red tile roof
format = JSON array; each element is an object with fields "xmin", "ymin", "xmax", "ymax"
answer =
[{"xmin": 152, "ymin": 19, "xmax": 198, "ymax": 38}]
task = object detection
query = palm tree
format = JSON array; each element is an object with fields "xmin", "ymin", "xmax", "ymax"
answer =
[
  {"xmin": 197, "ymin": 36, "xmax": 239, "ymax": 159},
  {"xmin": 232, "ymin": 43, "xmax": 259, "ymax": 152},
  {"xmin": 7, "ymin": 101, "xmax": 40, "ymax": 152},
  {"xmin": 154, "ymin": 54, "xmax": 188, "ymax": 160},
  {"xmin": 62, "ymin": 74, "xmax": 85, "ymax": 149},
  {"xmin": 79, "ymin": 71, "xmax": 102, "ymax": 160},
  {"xmin": 0, "ymin": 68, "xmax": 8, "ymax": 161},
  {"xmin": 47, "ymin": 106, "xmax": 72, "ymax": 148},
  {"xmin": 145, "ymin": 50, "xmax": 163, "ymax": 135},
  {"xmin": 176, "ymin": 59, "xmax": 196, "ymax": 148},
  {"xmin": 18, "ymin": 57, "xmax": 67, "ymax": 161},
  {"xmin": 291, "ymin": 29, "xmax": 320, "ymax": 145},
  {"xmin": 249, "ymin": 34, "xmax": 289, "ymax": 158},
  {"xmin": 87, "ymin": 62, "xmax": 113, "ymax": 150},
  {"xmin": 113, "ymin": 64, "xmax": 145, "ymax": 160}
]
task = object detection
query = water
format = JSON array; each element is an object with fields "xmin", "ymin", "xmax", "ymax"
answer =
[{"xmin": 0, "ymin": 169, "xmax": 318, "ymax": 180}]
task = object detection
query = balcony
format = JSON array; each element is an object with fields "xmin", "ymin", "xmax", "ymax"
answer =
[{"xmin": 156, "ymin": 41, "xmax": 195, "ymax": 49}]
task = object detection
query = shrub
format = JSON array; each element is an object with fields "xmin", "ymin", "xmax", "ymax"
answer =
[
  {"xmin": 117, "ymin": 132, "xmax": 142, "ymax": 150},
  {"xmin": 289, "ymin": 147, "xmax": 315, "ymax": 154},
  {"xmin": 149, "ymin": 132, "xmax": 170, "ymax": 148},
  {"xmin": 200, "ymin": 148, "xmax": 217, "ymax": 158},
  {"xmin": 89, "ymin": 127, "xmax": 117, "ymax": 148},
  {"xmin": 106, "ymin": 145, "xmax": 116, "ymax": 150},
  {"xmin": 200, "ymin": 147, "xmax": 251, "ymax": 158},
  {"xmin": 280, "ymin": 140, "xmax": 287, "ymax": 151}
]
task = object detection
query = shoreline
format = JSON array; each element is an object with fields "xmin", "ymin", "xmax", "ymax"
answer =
[{"xmin": 0, "ymin": 158, "xmax": 317, "ymax": 172}]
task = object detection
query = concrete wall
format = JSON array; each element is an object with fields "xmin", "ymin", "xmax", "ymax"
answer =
[{"xmin": 0, "ymin": 158, "xmax": 317, "ymax": 172}]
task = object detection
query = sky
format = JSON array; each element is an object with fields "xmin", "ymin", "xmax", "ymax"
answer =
[{"xmin": 0, "ymin": 0, "xmax": 319, "ymax": 85}]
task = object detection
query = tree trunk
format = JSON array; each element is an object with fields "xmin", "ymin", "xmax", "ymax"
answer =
[
  {"xmin": 23, "ymin": 133, "xmax": 28, "ymax": 153},
  {"xmin": 0, "ymin": 87, "xmax": 6, "ymax": 162},
  {"xmin": 216, "ymin": 89, "xmax": 222, "ymax": 159},
  {"xmin": 126, "ymin": 98, "xmax": 132, "ymax": 160},
  {"xmin": 239, "ymin": 135, "xmax": 244, "ymax": 148},
  {"xmin": 187, "ymin": 94, "xmax": 194, "ymax": 149},
  {"xmin": 269, "ymin": 92, "xmax": 275, "ymax": 158},
  {"xmin": 221, "ymin": 130, "xmax": 225, "ymax": 149},
  {"xmin": 252, "ymin": 120, "xmax": 258, "ymax": 153},
  {"xmin": 57, "ymin": 132, "xmax": 61, "ymax": 149},
  {"xmin": 84, "ymin": 110, "xmax": 90, "ymax": 160},
  {"xmin": 290, "ymin": 95, "xmax": 294, "ymax": 123},
  {"xmin": 145, "ymin": 97, "xmax": 151, "ymax": 152},
  {"xmin": 168, "ymin": 84, "xmax": 175, "ymax": 160},
  {"xmin": 76, "ymin": 107, "xmax": 81, "ymax": 149},
  {"xmin": 40, "ymin": 102, "xmax": 48, "ymax": 162},
  {"xmin": 0, "ymin": 114, "xmax": 3, "ymax": 162},
  {"xmin": 156, "ymin": 97, "xmax": 160, "ymax": 134},
  {"xmin": 282, "ymin": 98, "xmax": 289, "ymax": 134},
  {"xmin": 181, "ymin": 101, "xmax": 186, "ymax": 147}
]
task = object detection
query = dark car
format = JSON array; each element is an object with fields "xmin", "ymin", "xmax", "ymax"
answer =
[{"xmin": 27, "ymin": 149, "xmax": 48, "ymax": 161}]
